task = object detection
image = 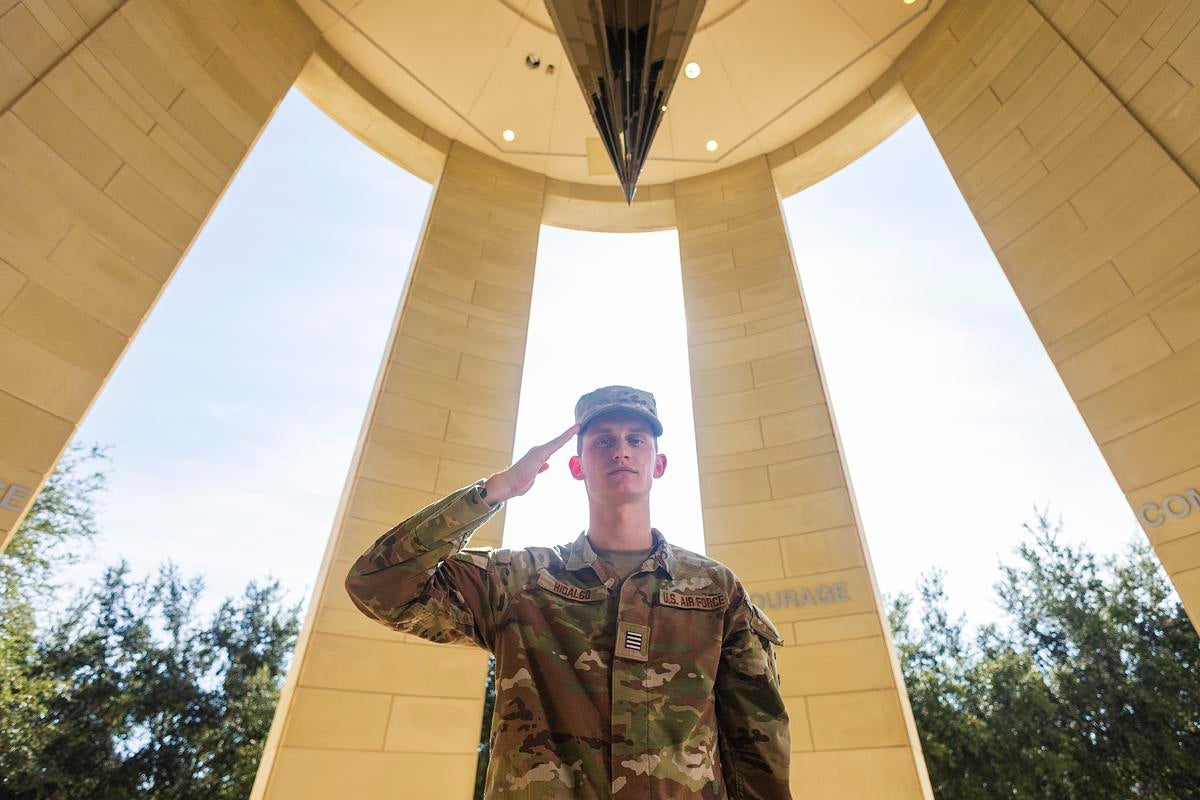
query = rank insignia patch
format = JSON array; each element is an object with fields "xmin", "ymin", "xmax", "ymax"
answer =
[{"xmin": 615, "ymin": 620, "xmax": 650, "ymax": 662}]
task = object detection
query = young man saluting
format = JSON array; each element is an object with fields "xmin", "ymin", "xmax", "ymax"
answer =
[{"xmin": 346, "ymin": 385, "xmax": 792, "ymax": 798}]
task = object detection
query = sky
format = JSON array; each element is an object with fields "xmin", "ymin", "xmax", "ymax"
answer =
[
  {"xmin": 502, "ymin": 227, "xmax": 703, "ymax": 554},
  {"xmin": 58, "ymin": 89, "xmax": 1141, "ymax": 624},
  {"xmin": 60, "ymin": 91, "xmax": 432, "ymax": 609},
  {"xmin": 781, "ymin": 120, "xmax": 1140, "ymax": 619}
]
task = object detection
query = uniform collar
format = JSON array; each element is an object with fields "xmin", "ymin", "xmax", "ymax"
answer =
[{"xmin": 566, "ymin": 528, "xmax": 677, "ymax": 579}]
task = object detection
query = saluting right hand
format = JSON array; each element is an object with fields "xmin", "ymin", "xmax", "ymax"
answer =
[{"xmin": 483, "ymin": 423, "xmax": 580, "ymax": 505}]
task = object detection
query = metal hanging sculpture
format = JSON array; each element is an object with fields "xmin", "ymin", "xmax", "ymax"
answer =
[{"xmin": 546, "ymin": 0, "xmax": 706, "ymax": 203}]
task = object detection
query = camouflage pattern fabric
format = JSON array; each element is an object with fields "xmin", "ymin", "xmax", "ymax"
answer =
[
  {"xmin": 345, "ymin": 482, "xmax": 792, "ymax": 799},
  {"xmin": 575, "ymin": 385, "xmax": 664, "ymax": 436}
]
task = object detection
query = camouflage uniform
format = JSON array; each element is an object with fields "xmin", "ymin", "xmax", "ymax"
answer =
[{"xmin": 345, "ymin": 482, "xmax": 792, "ymax": 799}]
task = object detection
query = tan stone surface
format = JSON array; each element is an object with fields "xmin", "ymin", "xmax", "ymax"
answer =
[
  {"xmin": 284, "ymin": 687, "xmax": 392, "ymax": 750},
  {"xmin": 807, "ymin": 689, "xmax": 911, "ymax": 750},
  {"xmin": 1027, "ymin": 0, "xmax": 1200, "ymax": 188},
  {"xmin": 0, "ymin": 0, "xmax": 317, "ymax": 556},
  {"xmin": 254, "ymin": 142, "xmax": 543, "ymax": 799},
  {"xmin": 677, "ymin": 157, "xmax": 932, "ymax": 798},
  {"xmin": 267, "ymin": 748, "xmax": 477, "ymax": 800},
  {"xmin": 790, "ymin": 747, "xmax": 928, "ymax": 798},
  {"xmin": 9, "ymin": 0, "xmax": 1200, "ymax": 796},
  {"xmin": 895, "ymin": 0, "xmax": 1200, "ymax": 628},
  {"xmin": 383, "ymin": 695, "xmax": 489, "ymax": 754},
  {"xmin": 290, "ymin": 0, "xmax": 946, "ymax": 189}
]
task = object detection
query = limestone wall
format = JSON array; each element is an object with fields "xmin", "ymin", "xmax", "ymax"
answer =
[
  {"xmin": 676, "ymin": 156, "xmax": 934, "ymax": 798},
  {"xmin": 895, "ymin": 0, "xmax": 1200, "ymax": 626},
  {"xmin": 0, "ymin": 0, "xmax": 317, "ymax": 562},
  {"xmin": 8, "ymin": 1, "xmax": 1200, "ymax": 796},
  {"xmin": 253, "ymin": 141, "xmax": 545, "ymax": 799}
]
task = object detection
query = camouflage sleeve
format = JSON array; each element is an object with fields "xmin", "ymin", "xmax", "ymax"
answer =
[
  {"xmin": 715, "ymin": 583, "xmax": 792, "ymax": 799},
  {"xmin": 344, "ymin": 481, "xmax": 504, "ymax": 651}
]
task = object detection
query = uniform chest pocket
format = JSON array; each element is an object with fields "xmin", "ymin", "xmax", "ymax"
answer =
[{"xmin": 655, "ymin": 588, "xmax": 727, "ymax": 647}]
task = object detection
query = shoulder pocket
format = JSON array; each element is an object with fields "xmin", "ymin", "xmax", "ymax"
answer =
[{"xmin": 748, "ymin": 605, "xmax": 784, "ymax": 646}]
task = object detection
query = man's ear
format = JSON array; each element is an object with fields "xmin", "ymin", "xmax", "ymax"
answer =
[
  {"xmin": 568, "ymin": 455, "xmax": 585, "ymax": 481},
  {"xmin": 653, "ymin": 453, "xmax": 667, "ymax": 478}
]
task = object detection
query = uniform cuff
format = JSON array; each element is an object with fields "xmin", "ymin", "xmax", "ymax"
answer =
[
  {"xmin": 471, "ymin": 480, "xmax": 502, "ymax": 510},
  {"xmin": 407, "ymin": 481, "xmax": 502, "ymax": 552}
]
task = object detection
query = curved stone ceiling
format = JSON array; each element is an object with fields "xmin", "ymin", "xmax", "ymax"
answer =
[{"xmin": 294, "ymin": 0, "xmax": 945, "ymax": 185}]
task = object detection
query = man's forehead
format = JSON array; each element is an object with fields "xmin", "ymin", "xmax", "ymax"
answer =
[{"xmin": 585, "ymin": 411, "xmax": 653, "ymax": 433}]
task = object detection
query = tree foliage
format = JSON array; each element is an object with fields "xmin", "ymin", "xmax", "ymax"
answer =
[
  {"xmin": 0, "ymin": 443, "xmax": 108, "ymax": 601},
  {"xmin": 8, "ymin": 446, "xmax": 1200, "ymax": 797},
  {"xmin": 0, "ymin": 445, "xmax": 300, "ymax": 799},
  {"xmin": 1, "ymin": 443, "xmax": 111, "ymax": 790},
  {"xmin": 891, "ymin": 511, "xmax": 1200, "ymax": 799}
]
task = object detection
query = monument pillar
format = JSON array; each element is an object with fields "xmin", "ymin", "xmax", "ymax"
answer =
[
  {"xmin": 0, "ymin": 0, "xmax": 318, "ymax": 554},
  {"xmin": 675, "ymin": 157, "xmax": 933, "ymax": 798},
  {"xmin": 895, "ymin": 0, "xmax": 1200, "ymax": 627},
  {"xmin": 253, "ymin": 141, "xmax": 546, "ymax": 799}
]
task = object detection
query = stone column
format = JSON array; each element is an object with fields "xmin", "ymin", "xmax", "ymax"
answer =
[
  {"xmin": 674, "ymin": 157, "xmax": 933, "ymax": 798},
  {"xmin": 0, "ymin": 0, "xmax": 318, "ymax": 553},
  {"xmin": 253, "ymin": 142, "xmax": 545, "ymax": 799},
  {"xmin": 895, "ymin": 0, "xmax": 1200, "ymax": 628}
]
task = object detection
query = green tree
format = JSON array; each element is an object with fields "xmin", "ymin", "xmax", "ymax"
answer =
[
  {"xmin": 892, "ymin": 511, "xmax": 1200, "ymax": 799},
  {"xmin": 0, "ymin": 443, "xmax": 109, "ymax": 788},
  {"xmin": 201, "ymin": 579, "xmax": 303, "ymax": 798},
  {"xmin": 0, "ymin": 443, "xmax": 108, "ymax": 600},
  {"xmin": 0, "ymin": 445, "xmax": 301, "ymax": 799},
  {"xmin": 4, "ymin": 564, "xmax": 299, "ymax": 800}
]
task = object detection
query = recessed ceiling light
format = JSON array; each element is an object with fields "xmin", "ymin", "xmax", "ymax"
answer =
[
  {"xmin": 684, "ymin": 62, "xmax": 701, "ymax": 79},
  {"xmin": 502, "ymin": 129, "xmax": 516, "ymax": 142},
  {"xmin": 903, "ymin": 0, "xmax": 917, "ymax": 4},
  {"xmin": 706, "ymin": 139, "xmax": 718, "ymax": 152}
]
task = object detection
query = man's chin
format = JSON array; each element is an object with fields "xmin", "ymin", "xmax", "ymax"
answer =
[{"xmin": 585, "ymin": 484, "xmax": 652, "ymax": 502}]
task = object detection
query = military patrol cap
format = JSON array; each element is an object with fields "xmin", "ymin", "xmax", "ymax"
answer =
[{"xmin": 574, "ymin": 385, "xmax": 663, "ymax": 436}]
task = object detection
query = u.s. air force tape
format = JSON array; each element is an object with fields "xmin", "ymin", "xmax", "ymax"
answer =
[{"xmin": 658, "ymin": 589, "xmax": 727, "ymax": 610}]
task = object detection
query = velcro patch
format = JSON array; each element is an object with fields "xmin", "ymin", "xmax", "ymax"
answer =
[
  {"xmin": 659, "ymin": 589, "xmax": 727, "ymax": 611},
  {"xmin": 615, "ymin": 620, "xmax": 650, "ymax": 662},
  {"xmin": 537, "ymin": 569, "xmax": 607, "ymax": 603}
]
